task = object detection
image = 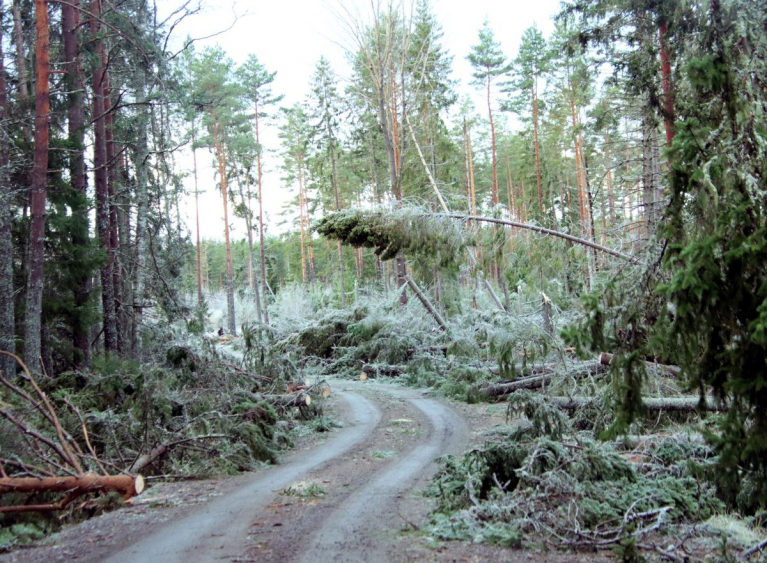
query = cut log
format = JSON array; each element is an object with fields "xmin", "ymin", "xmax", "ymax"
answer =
[
  {"xmin": 599, "ymin": 352, "xmax": 680, "ymax": 377},
  {"xmin": 477, "ymin": 361, "xmax": 608, "ymax": 399},
  {"xmin": 359, "ymin": 373, "xmax": 368, "ymax": 381},
  {"xmin": 548, "ymin": 396, "xmax": 722, "ymax": 412},
  {"xmin": 256, "ymin": 393, "xmax": 311, "ymax": 408},
  {"xmin": 0, "ymin": 473, "xmax": 144, "ymax": 513},
  {"xmin": 129, "ymin": 444, "xmax": 167, "ymax": 474}
]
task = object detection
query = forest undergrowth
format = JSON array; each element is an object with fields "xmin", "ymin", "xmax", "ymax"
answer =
[{"xmin": 249, "ymin": 282, "xmax": 767, "ymax": 562}]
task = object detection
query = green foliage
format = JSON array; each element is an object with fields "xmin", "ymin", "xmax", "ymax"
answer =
[
  {"xmin": 566, "ymin": 0, "xmax": 767, "ymax": 511},
  {"xmin": 0, "ymin": 522, "xmax": 47, "ymax": 552},
  {"xmin": 315, "ymin": 208, "xmax": 467, "ymax": 270}
]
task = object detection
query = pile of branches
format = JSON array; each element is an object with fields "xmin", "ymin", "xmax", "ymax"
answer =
[
  {"xmin": 428, "ymin": 391, "xmax": 740, "ymax": 560},
  {"xmin": 0, "ymin": 353, "xmax": 144, "ymax": 514}
]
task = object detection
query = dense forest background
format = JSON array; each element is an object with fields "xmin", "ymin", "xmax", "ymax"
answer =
[{"xmin": 1, "ymin": 0, "xmax": 767, "ymax": 557}]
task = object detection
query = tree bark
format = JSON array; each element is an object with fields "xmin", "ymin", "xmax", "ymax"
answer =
[
  {"xmin": 212, "ymin": 117, "xmax": 236, "ymax": 336},
  {"xmin": 62, "ymin": 0, "xmax": 91, "ymax": 367},
  {"xmin": 531, "ymin": 81, "xmax": 543, "ymax": 216},
  {"xmin": 658, "ymin": 22, "xmax": 675, "ymax": 149},
  {"xmin": 254, "ymin": 103, "xmax": 269, "ymax": 324},
  {"xmin": 12, "ymin": 0, "xmax": 28, "ymax": 101},
  {"xmin": 90, "ymin": 0, "xmax": 117, "ymax": 353},
  {"xmin": 256, "ymin": 393, "xmax": 311, "ymax": 408},
  {"xmin": 192, "ymin": 131, "xmax": 203, "ymax": 308},
  {"xmin": 0, "ymin": 3, "xmax": 15, "ymax": 377},
  {"xmin": 405, "ymin": 277, "xmax": 447, "ymax": 331},
  {"xmin": 23, "ymin": 0, "xmax": 50, "ymax": 370},
  {"xmin": 0, "ymin": 474, "xmax": 144, "ymax": 512},
  {"xmin": 476, "ymin": 361, "xmax": 608, "ymax": 399},
  {"xmin": 549, "ymin": 396, "xmax": 722, "ymax": 413},
  {"xmin": 104, "ymin": 72, "xmax": 123, "ymax": 354}
]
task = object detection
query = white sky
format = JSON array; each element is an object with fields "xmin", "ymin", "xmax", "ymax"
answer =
[{"xmin": 165, "ymin": 0, "xmax": 562, "ymax": 241}]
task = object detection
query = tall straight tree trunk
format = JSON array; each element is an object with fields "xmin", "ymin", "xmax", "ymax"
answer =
[
  {"xmin": 327, "ymin": 117, "xmax": 345, "ymax": 305},
  {"xmin": 0, "ymin": 1, "xmax": 15, "ymax": 376},
  {"xmin": 297, "ymin": 154, "xmax": 308, "ymax": 285},
  {"xmin": 243, "ymin": 186, "xmax": 263, "ymax": 324},
  {"xmin": 132, "ymin": 102, "xmax": 149, "ymax": 360},
  {"xmin": 62, "ymin": 0, "xmax": 90, "ymax": 366},
  {"xmin": 212, "ymin": 118, "xmax": 236, "ymax": 335},
  {"xmin": 487, "ymin": 78, "xmax": 499, "ymax": 206},
  {"xmin": 532, "ymin": 79, "xmax": 543, "ymax": 216},
  {"xmin": 12, "ymin": 0, "xmax": 28, "ymax": 101},
  {"xmin": 658, "ymin": 22, "xmax": 675, "ymax": 149},
  {"xmin": 253, "ymin": 103, "xmax": 269, "ymax": 324},
  {"xmin": 192, "ymin": 132, "xmax": 203, "ymax": 308},
  {"xmin": 604, "ymin": 132, "xmax": 616, "ymax": 228},
  {"xmin": 375, "ymin": 79, "xmax": 407, "ymax": 304},
  {"xmin": 24, "ymin": 0, "xmax": 50, "ymax": 370},
  {"xmin": 641, "ymin": 103, "xmax": 661, "ymax": 239},
  {"xmin": 90, "ymin": 0, "xmax": 117, "ymax": 353},
  {"xmin": 104, "ymin": 73, "xmax": 123, "ymax": 354}
]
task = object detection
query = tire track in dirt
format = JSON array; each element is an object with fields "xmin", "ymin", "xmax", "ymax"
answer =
[
  {"xmin": 293, "ymin": 385, "xmax": 468, "ymax": 563},
  {"xmin": 102, "ymin": 391, "xmax": 380, "ymax": 563}
]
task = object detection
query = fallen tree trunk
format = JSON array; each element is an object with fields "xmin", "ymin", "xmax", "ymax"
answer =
[
  {"xmin": 477, "ymin": 361, "xmax": 609, "ymax": 399},
  {"xmin": 599, "ymin": 352, "xmax": 680, "ymax": 377},
  {"xmin": 0, "ymin": 473, "xmax": 144, "ymax": 513},
  {"xmin": 129, "ymin": 445, "xmax": 167, "ymax": 474},
  {"xmin": 548, "ymin": 396, "xmax": 722, "ymax": 412},
  {"xmin": 405, "ymin": 276, "xmax": 448, "ymax": 331},
  {"xmin": 257, "ymin": 393, "xmax": 311, "ymax": 408}
]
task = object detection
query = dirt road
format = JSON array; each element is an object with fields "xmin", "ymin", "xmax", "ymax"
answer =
[{"xmin": 1, "ymin": 382, "xmax": 471, "ymax": 563}]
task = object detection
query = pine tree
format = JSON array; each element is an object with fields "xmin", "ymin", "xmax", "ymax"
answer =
[
  {"xmin": 503, "ymin": 25, "xmax": 551, "ymax": 219},
  {"xmin": 237, "ymin": 55, "xmax": 283, "ymax": 324},
  {"xmin": 23, "ymin": 0, "xmax": 51, "ymax": 370},
  {"xmin": 0, "ymin": 3, "xmax": 14, "ymax": 377},
  {"xmin": 467, "ymin": 20, "xmax": 509, "ymax": 208}
]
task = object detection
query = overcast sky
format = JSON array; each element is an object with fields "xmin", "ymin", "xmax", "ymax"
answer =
[{"xmin": 164, "ymin": 0, "xmax": 562, "ymax": 241}]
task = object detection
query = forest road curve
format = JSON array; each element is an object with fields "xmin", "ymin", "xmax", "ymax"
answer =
[
  {"xmin": 102, "ymin": 390, "xmax": 381, "ymax": 563},
  {"xmin": 294, "ymin": 387, "xmax": 469, "ymax": 563}
]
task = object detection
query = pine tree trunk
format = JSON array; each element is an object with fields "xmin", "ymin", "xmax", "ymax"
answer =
[
  {"xmin": 532, "ymin": 79, "xmax": 543, "ymax": 216},
  {"xmin": 132, "ymin": 96, "xmax": 150, "ymax": 360},
  {"xmin": 212, "ymin": 118, "xmax": 236, "ymax": 336},
  {"xmin": 604, "ymin": 132, "xmax": 616, "ymax": 228},
  {"xmin": 297, "ymin": 154, "xmax": 308, "ymax": 285},
  {"xmin": 328, "ymin": 123, "xmax": 345, "ymax": 305},
  {"xmin": 641, "ymin": 103, "xmax": 660, "ymax": 238},
  {"xmin": 90, "ymin": 0, "xmax": 117, "ymax": 353},
  {"xmin": 104, "ymin": 77, "xmax": 124, "ymax": 355},
  {"xmin": 658, "ymin": 22, "xmax": 675, "ymax": 149},
  {"xmin": 192, "ymin": 134, "xmax": 204, "ymax": 308},
  {"xmin": 62, "ymin": 0, "xmax": 90, "ymax": 367},
  {"xmin": 244, "ymin": 188, "xmax": 263, "ymax": 324},
  {"xmin": 23, "ymin": 0, "xmax": 50, "ymax": 370},
  {"xmin": 254, "ymin": 103, "xmax": 269, "ymax": 324},
  {"xmin": 0, "ymin": 4, "xmax": 15, "ymax": 377},
  {"xmin": 487, "ymin": 78, "xmax": 499, "ymax": 206},
  {"xmin": 12, "ymin": 0, "xmax": 27, "ymax": 101}
]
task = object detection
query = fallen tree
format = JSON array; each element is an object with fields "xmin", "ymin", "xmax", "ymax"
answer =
[
  {"xmin": 475, "ymin": 361, "xmax": 609, "ymax": 400},
  {"xmin": 548, "ymin": 396, "xmax": 723, "ymax": 412},
  {"xmin": 0, "ymin": 474, "xmax": 144, "ymax": 513},
  {"xmin": 0, "ymin": 351, "xmax": 145, "ymax": 512},
  {"xmin": 257, "ymin": 393, "xmax": 311, "ymax": 408},
  {"xmin": 598, "ymin": 352, "xmax": 681, "ymax": 377}
]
